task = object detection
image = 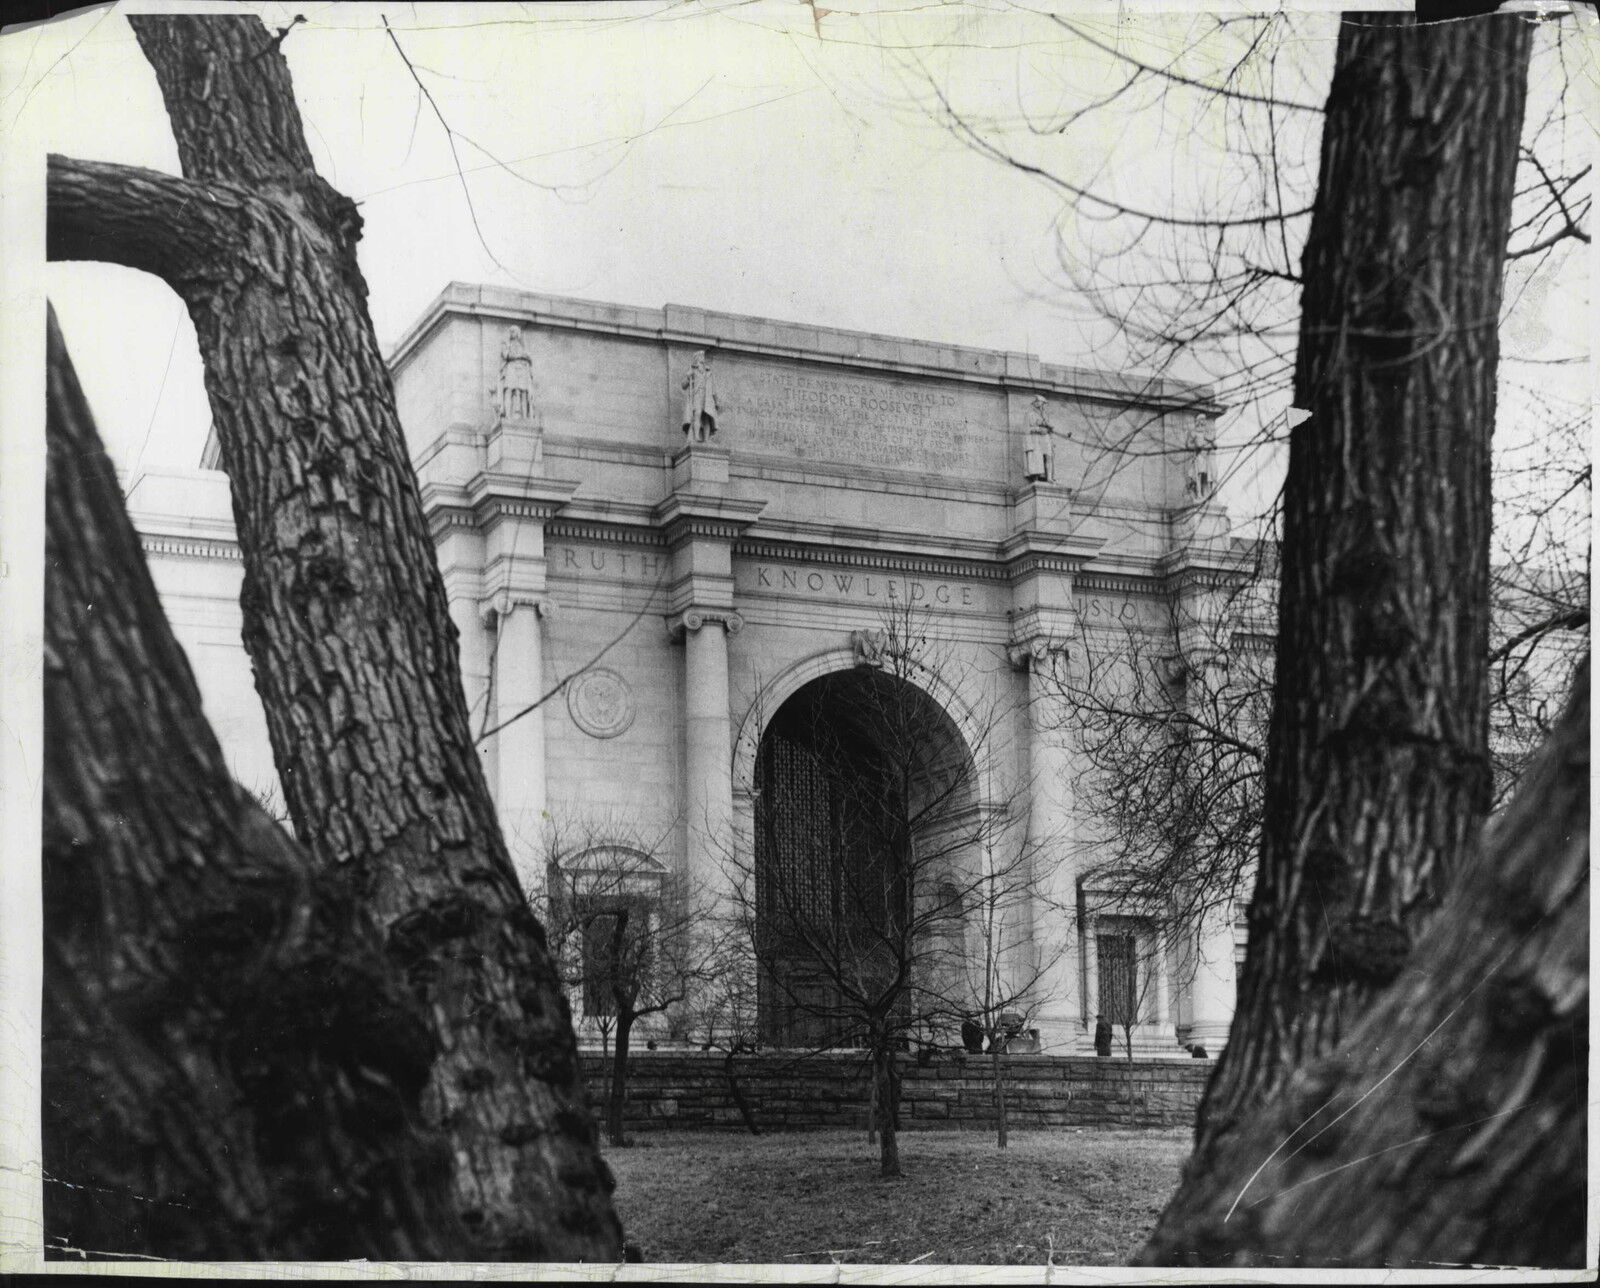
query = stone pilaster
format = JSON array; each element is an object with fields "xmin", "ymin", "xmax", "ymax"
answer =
[
  {"xmin": 1007, "ymin": 627, "xmax": 1081, "ymax": 1053},
  {"xmin": 655, "ymin": 442, "xmax": 766, "ymax": 897},
  {"xmin": 1003, "ymin": 476, "xmax": 1102, "ymax": 1056},
  {"xmin": 1185, "ymin": 903, "xmax": 1239, "ymax": 1051},
  {"xmin": 480, "ymin": 591, "xmax": 559, "ymax": 897},
  {"xmin": 669, "ymin": 607, "xmax": 744, "ymax": 894},
  {"xmin": 470, "ymin": 480, "xmax": 577, "ymax": 899}
]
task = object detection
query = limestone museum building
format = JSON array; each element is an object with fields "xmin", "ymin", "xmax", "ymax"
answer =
[{"xmin": 132, "ymin": 283, "xmax": 1252, "ymax": 1057}]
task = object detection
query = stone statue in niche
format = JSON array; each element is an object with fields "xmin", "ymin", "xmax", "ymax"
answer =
[
  {"xmin": 1185, "ymin": 413, "xmax": 1217, "ymax": 498},
  {"xmin": 1024, "ymin": 394, "xmax": 1059, "ymax": 483},
  {"xmin": 680, "ymin": 350, "xmax": 721, "ymax": 442},
  {"xmin": 498, "ymin": 325, "xmax": 535, "ymax": 423}
]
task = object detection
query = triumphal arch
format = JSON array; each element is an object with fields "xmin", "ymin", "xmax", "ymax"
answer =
[{"xmin": 373, "ymin": 284, "xmax": 1250, "ymax": 1056}]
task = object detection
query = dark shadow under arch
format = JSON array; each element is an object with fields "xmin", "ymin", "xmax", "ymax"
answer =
[{"xmin": 752, "ymin": 667, "xmax": 978, "ymax": 1048}]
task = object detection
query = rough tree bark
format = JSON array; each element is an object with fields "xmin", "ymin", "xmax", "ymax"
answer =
[
  {"xmin": 42, "ymin": 309, "xmax": 465, "ymax": 1260},
  {"xmin": 1143, "ymin": 663, "xmax": 1586, "ymax": 1268},
  {"xmin": 46, "ymin": 14, "xmax": 620, "ymax": 1260},
  {"xmin": 1145, "ymin": 13, "xmax": 1567, "ymax": 1266},
  {"xmin": 1189, "ymin": 12, "xmax": 1530, "ymax": 1147}
]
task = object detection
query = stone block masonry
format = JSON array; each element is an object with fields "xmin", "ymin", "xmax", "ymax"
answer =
[{"xmin": 580, "ymin": 1051, "xmax": 1208, "ymax": 1133}]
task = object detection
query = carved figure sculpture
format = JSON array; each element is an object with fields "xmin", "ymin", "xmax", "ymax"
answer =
[
  {"xmin": 1024, "ymin": 394, "xmax": 1057, "ymax": 483},
  {"xmin": 680, "ymin": 350, "xmax": 720, "ymax": 441},
  {"xmin": 1185, "ymin": 413, "xmax": 1216, "ymax": 498},
  {"xmin": 852, "ymin": 627, "xmax": 890, "ymax": 667},
  {"xmin": 498, "ymin": 325, "xmax": 535, "ymax": 422}
]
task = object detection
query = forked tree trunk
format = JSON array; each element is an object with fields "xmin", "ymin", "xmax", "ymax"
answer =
[
  {"xmin": 42, "ymin": 309, "xmax": 464, "ymax": 1260},
  {"xmin": 1143, "ymin": 665, "xmax": 1586, "ymax": 1267},
  {"xmin": 46, "ymin": 14, "xmax": 620, "ymax": 1260},
  {"xmin": 1183, "ymin": 12, "xmax": 1530, "ymax": 1155}
]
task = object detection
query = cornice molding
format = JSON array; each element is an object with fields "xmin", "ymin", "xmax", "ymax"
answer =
[
  {"xmin": 653, "ymin": 493, "xmax": 767, "ymax": 546},
  {"xmin": 546, "ymin": 519, "xmax": 667, "ymax": 548},
  {"xmin": 1073, "ymin": 571, "xmax": 1161, "ymax": 597},
  {"xmin": 140, "ymin": 534, "xmax": 242, "ymax": 563},
  {"xmin": 998, "ymin": 527, "xmax": 1107, "ymax": 573},
  {"xmin": 429, "ymin": 506, "xmax": 479, "ymax": 534},
  {"xmin": 665, "ymin": 517, "xmax": 752, "ymax": 543},
  {"xmin": 388, "ymin": 287, "xmax": 1223, "ymax": 416},
  {"xmin": 1006, "ymin": 552, "xmax": 1087, "ymax": 580},
  {"xmin": 476, "ymin": 496, "xmax": 569, "ymax": 525},
  {"xmin": 1230, "ymin": 629, "xmax": 1277, "ymax": 654},
  {"xmin": 734, "ymin": 537, "xmax": 1006, "ymax": 582},
  {"xmin": 1162, "ymin": 569, "xmax": 1255, "ymax": 600}
]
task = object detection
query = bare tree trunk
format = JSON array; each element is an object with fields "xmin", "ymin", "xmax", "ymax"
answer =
[
  {"xmin": 874, "ymin": 1037, "xmax": 902, "ymax": 1178},
  {"xmin": 1143, "ymin": 665, "xmax": 1586, "ymax": 1268},
  {"xmin": 606, "ymin": 1012, "xmax": 633, "ymax": 1148},
  {"xmin": 1148, "ymin": 13, "xmax": 1547, "ymax": 1266},
  {"xmin": 41, "ymin": 309, "xmax": 465, "ymax": 1261},
  {"xmin": 991, "ymin": 1046, "xmax": 1008, "ymax": 1149},
  {"xmin": 46, "ymin": 14, "xmax": 620, "ymax": 1260},
  {"xmin": 1121, "ymin": 1029, "xmax": 1137, "ymax": 1123},
  {"xmin": 1186, "ymin": 12, "xmax": 1530, "ymax": 1156},
  {"xmin": 866, "ymin": 1057, "xmax": 877, "ymax": 1145},
  {"xmin": 724, "ymin": 1046, "xmax": 763, "ymax": 1136}
]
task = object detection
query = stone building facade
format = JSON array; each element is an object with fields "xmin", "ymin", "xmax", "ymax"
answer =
[{"xmin": 134, "ymin": 284, "xmax": 1252, "ymax": 1058}]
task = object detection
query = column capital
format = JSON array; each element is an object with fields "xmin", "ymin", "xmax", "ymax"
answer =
[
  {"xmin": 666, "ymin": 607, "xmax": 744, "ymax": 641},
  {"xmin": 1007, "ymin": 635, "xmax": 1073, "ymax": 679},
  {"xmin": 479, "ymin": 591, "xmax": 558, "ymax": 629},
  {"xmin": 1162, "ymin": 648, "xmax": 1227, "ymax": 688}
]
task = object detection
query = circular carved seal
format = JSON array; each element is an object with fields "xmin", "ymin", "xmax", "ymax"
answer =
[{"xmin": 567, "ymin": 667, "xmax": 635, "ymax": 740}]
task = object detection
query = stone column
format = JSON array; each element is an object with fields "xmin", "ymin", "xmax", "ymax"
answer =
[
  {"xmin": 676, "ymin": 608, "xmax": 741, "ymax": 893},
  {"xmin": 483, "ymin": 592, "xmax": 555, "ymax": 896},
  {"xmin": 445, "ymin": 576, "xmax": 493, "ymax": 785},
  {"xmin": 1186, "ymin": 904, "xmax": 1238, "ymax": 1052},
  {"xmin": 1009, "ymin": 637, "xmax": 1080, "ymax": 1053}
]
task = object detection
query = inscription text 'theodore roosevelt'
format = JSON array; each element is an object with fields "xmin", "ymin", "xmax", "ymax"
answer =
[{"xmin": 725, "ymin": 367, "xmax": 971, "ymax": 473}]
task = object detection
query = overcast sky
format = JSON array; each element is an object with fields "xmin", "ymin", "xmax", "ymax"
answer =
[{"xmin": 6, "ymin": 0, "xmax": 1591, "ymax": 531}]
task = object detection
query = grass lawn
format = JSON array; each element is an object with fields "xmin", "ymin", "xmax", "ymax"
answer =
[{"xmin": 604, "ymin": 1127, "xmax": 1191, "ymax": 1266}]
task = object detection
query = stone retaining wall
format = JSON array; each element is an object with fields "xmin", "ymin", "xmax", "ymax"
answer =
[{"xmin": 580, "ymin": 1050, "xmax": 1208, "ymax": 1133}]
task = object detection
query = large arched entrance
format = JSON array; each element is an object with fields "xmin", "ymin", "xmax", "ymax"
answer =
[{"xmin": 752, "ymin": 666, "xmax": 979, "ymax": 1048}]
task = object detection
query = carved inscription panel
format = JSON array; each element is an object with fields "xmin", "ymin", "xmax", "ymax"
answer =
[
  {"xmin": 550, "ymin": 545, "xmax": 668, "ymax": 582},
  {"xmin": 548, "ymin": 543, "xmax": 1157, "ymax": 628},
  {"xmin": 722, "ymin": 363, "xmax": 983, "ymax": 474},
  {"xmin": 1072, "ymin": 593, "xmax": 1161, "ymax": 628},
  {"xmin": 742, "ymin": 562, "xmax": 980, "ymax": 609}
]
